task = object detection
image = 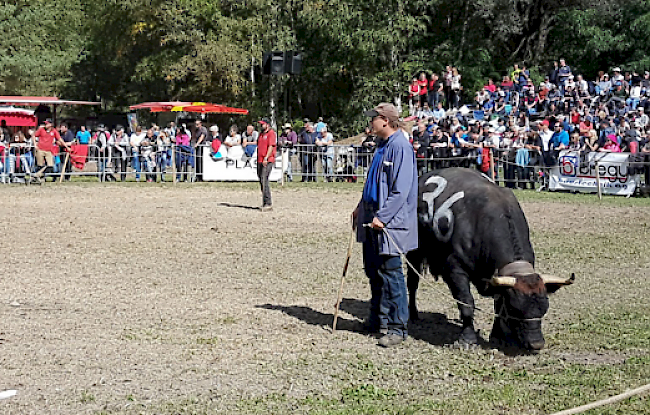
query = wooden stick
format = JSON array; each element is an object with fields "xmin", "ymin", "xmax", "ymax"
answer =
[
  {"xmin": 549, "ymin": 382, "xmax": 650, "ymax": 415},
  {"xmin": 59, "ymin": 151, "xmax": 70, "ymax": 183},
  {"xmin": 332, "ymin": 225, "xmax": 356, "ymax": 333},
  {"xmin": 595, "ymin": 161, "xmax": 602, "ymax": 200},
  {"xmin": 489, "ymin": 148, "xmax": 495, "ymax": 181}
]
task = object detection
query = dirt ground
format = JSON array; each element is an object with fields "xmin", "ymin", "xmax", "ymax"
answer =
[{"xmin": 0, "ymin": 183, "xmax": 649, "ymax": 414}]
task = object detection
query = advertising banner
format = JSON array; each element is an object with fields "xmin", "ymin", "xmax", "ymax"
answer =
[
  {"xmin": 549, "ymin": 151, "xmax": 640, "ymax": 196},
  {"xmin": 202, "ymin": 147, "xmax": 282, "ymax": 182}
]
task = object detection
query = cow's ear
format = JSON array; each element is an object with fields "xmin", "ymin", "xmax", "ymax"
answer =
[{"xmin": 544, "ymin": 273, "xmax": 575, "ymax": 294}]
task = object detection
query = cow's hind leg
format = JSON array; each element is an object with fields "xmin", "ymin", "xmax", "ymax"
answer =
[
  {"xmin": 444, "ymin": 257, "xmax": 478, "ymax": 345},
  {"xmin": 406, "ymin": 249, "xmax": 424, "ymax": 321}
]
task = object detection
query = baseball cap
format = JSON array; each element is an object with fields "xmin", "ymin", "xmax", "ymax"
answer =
[
  {"xmin": 258, "ymin": 118, "xmax": 271, "ymax": 126},
  {"xmin": 44, "ymin": 118, "xmax": 53, "ymax": 124},
  {"xmin": 541, "ymin": 120, "xmax": 549, "ymax": 127},
  {"xmin": 209, "ymin": 125, "xmax": 219, "ymax": 132},
  {"xmin": 363, "ymin": 103, "xmax": 400, "ymax": 122},
  {"xmin": 613, "ymin": 67, "xmax": 621, "ymax": 72},
  {"xmin": 283, "ymin": 123, "xmax": 292, "ymax": 129}
]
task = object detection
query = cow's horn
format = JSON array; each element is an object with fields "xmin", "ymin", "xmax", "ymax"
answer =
[
  {"xmin": 541, "ymin": 273, "xmax": 575, "ymax": 285},
  {"xmin": 490, "ymin": 276, "xmax": 517, "ymax": 287}
]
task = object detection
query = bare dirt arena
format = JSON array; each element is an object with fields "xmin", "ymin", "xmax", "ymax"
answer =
[{"xmin": 1, "ymin": 182, "xmax": 649, "ymax": 414}]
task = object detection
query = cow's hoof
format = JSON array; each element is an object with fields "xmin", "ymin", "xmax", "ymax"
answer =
[
  {"xmin": 447, "ymin": 340, "xmax": 478, "ymax": 350},
  {"xmin": 458, "ymin": 327, "xmax": 478, "ymax": 345}
]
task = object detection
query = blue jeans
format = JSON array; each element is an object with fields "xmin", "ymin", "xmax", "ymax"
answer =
[
  {"xmin": 362, "ymin": 233, "xmax": 409, "ymax": 337},
  {"xmin": 132, "ymin": 151, "xmax": 141, "ymax": 180},
  {"xmin": 321, "ymin": 154, "xmax": 333, "ymax": 180}
]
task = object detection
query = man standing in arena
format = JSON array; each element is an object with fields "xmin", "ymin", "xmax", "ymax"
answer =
[
  {"xmin": 257, "ymin": 118, "xmax": 277, "ymax": 211},
  {"xmin": 353, "ymin": 103, "xmax": 418, "ymax": 348},
  {"xmin": 33, "ymin": 119, "xmax": 66, "ymax": 182}
]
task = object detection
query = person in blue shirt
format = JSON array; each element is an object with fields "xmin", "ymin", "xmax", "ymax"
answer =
[
  {"xmin": 550, "ymin": 122, "xmax": 570, "ymax": 151},
  {"xmin": 353, "ymin": 103, "xmax": 418, "ymax": 348},
  {"xmin": 76, "ymin": 125, "xmax": 91, "ymax": 144}
]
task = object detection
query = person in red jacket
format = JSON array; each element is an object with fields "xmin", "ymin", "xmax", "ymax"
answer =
[
  {"xmin": 33, "ymin": 119, "xmax": 67, "ymax": 182},
  {"xmin": 417, "ymin": 72, "xmax": 428, "ymax": 106},
  {"xmin": 257, "ymin": 118, "xmax": 277, "ymax": 211}
]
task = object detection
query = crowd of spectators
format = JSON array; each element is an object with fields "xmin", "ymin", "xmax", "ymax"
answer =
[
  {"xmin": 402, "ymin": 60, "xmax": 650, "ymax": 188},
  {"xmin": 0, "ymin": 119, "xmax": 277, "ymax": 183}
]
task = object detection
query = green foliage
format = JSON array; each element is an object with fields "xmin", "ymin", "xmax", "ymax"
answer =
[
  {"xmin": 3, "ymin": 0, "xmax": 650, "ymax": 131},
  {"xmin": 0, "ymin": 0, "xmax": 86, "ymax": 95}
]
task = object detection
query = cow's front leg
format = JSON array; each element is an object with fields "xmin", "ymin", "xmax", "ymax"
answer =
[
  {"xmin": 444, "ymin": 257, "xmax": 477, "ymax": 345},
  {"xmin": 406, "ymin": 249, "xmax": 424, "ymax": 321}
]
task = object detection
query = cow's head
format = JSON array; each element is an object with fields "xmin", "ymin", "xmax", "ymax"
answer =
[{"xmin": 489, "ymin": 272, "xmax": 574, "ymax": 352}]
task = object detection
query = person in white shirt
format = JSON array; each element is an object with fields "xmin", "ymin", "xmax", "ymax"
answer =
[
  {"xmin": 223, "ymin": 125, "xmax": 243, "ymax": 160},
  {"xmin": 315, "ymin": 126, "xmax": 334, "ymax": 182},
  {"xmin": 130, "ymin": 126, "xmax": 146, "ymax": 181}
]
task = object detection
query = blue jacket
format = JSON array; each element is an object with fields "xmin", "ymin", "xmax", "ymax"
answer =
[
  {"xmin": 550, "ymin": 130, "xmax": 569, "ymax": 150},
  {"xmin": 357, "ymin": 129, "xmax": 418, "ymax": 255}
]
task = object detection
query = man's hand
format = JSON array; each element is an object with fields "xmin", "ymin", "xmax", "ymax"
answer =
[
  {"xmin": 262, "ymin": 159, "xmax": 268, "ymax": 166},
  {"xmin": 371, "ymin": 217, "xmax": 384, "ymax": 230}
]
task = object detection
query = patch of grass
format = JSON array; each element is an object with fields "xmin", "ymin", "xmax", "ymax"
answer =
[
  {"xmin": 513, "ymin": 188, "xmax": 650, "ymax": 207},
  {"xmin": 195, "ymin": 337, "xmax": 219, "ymax": 345},
  {"xmin": 216, "ymin": 316, "xmax": 238, "ymax": 325},
  {"xmin": 80, "ymin": 390, "xmax": 96, "ymax": 403},
  {"xmin": 553, "ymin": 307, "xmax": 650, "ymax": 351},
  {"xmin": 341, "ymin": 383, "xmax": 396, "ymax": 403}
]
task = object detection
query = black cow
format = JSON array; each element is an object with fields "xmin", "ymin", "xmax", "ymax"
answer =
[{"xmin": 406, "ymin": 168, "xmax": 574, "ymax": 352}]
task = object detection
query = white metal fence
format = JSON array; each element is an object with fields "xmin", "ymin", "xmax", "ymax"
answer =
[{"xmin": 2, "ymin": 143, "xmax": 650, "ymax": 192}]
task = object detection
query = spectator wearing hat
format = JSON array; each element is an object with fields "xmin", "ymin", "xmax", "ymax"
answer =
[
  {"xmin": 208, "ymin": 125, "xmax": 223, "ymax": 162},
  {"xmin": 353, "ymin": 102, "xmax": 417, "ymax": 348},
  {"xmin": 280, "ymin": 123, "xmax": 297, "ymax": 182},
  {"xmin": 32, "ymin": 119, "xmax": 64, "ymax": 182},
  {"xmin": 601, "ymin": 134, "xmax": 621, "ymax": 152},
  {"xmin": 257, "ymin": 118, "xmax": 276, "ymax": 211},
  {"xmin": 611, "ymin": 67, "xmax": 624, "ymax": 85},
  {"xmin": 315, "ymin": 117, "xmax": 326, "ymax": 133}
]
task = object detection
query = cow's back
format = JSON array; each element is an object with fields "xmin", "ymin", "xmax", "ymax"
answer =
[{"xmin": 418, "ymin": 168, "xmax": 534, "ymax": 282}]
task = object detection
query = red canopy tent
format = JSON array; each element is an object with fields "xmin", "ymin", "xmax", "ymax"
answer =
[
  {"xmin": 0, "ymin": 96, "xmax": 101, "ymax": 106},
  {"xmin": 129, "ymin": 102, "xmax": 249, "ymax": 115},
  {"xmin": 0, "ymin": 107, "xmax": 37, "ymax": 127},
  {"xmin": 0, "ymin": 96, "xmax": 101, "ymax": 126}
]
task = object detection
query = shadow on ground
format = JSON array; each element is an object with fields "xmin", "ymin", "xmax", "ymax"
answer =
[
  {"xmin": 257, "ymin": 298, "xmax": 471, "ymax": 347},
  {"xmin": 217, "ymin": 202, "xmax": 260, "ymax": 211}
]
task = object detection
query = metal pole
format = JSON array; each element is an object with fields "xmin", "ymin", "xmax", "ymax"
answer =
[
  {"xmin": 489, "ymin": 148, "xmax": 495, "ymax": 181},
  {"xmin": 595, "ymin": 161, "xmax": 602, "ymax": 200},
  {"xmin": 172, "ymin": 143, "xmax": 176, "ymax": 184}
]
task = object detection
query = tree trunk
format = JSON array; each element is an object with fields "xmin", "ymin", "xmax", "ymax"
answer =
[{"xmin": 458, "ymin": 0, "xmax": 470, "ymax": 61}]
